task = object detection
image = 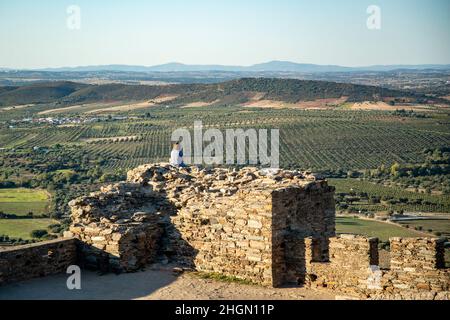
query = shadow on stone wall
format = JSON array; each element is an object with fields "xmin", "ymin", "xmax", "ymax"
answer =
[
  {"xmin": 73, "ymin": 189, "xmax": 198, "ymax": 276},
  {"xmin": 271, "ymin": 187, "xmax": 335, "ymax": 288}
]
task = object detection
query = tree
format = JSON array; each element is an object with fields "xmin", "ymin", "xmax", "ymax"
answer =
[
  {"xmin": 390, "ymin": 162, "xmax": 400, "ymax": 176},
  {"xmin": 30, "ymin": 229, "xmax": 48, "ymax": 238}
]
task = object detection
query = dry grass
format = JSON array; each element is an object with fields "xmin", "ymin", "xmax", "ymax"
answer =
[
  {"xmin": 38, "ymin": 102, "xmax": 117, "ymax": 115},
  {"xmin": 180, "ymin": 100, "xmax": 220, "ymax": 108},
  {"xmin": 0, "ymin": 104, "xmax": 35, "ymax": 111},
  {"xmin": 347, "ymin": 101, "xmax": 436, "ymax": 112},
  {"xmin": 85, "ymin": 101, "xmax": 155, "ymax": 114},
  {"xmin": 243, "ymin": 97, "xmax": 348, "ymax": 110},
  {"xmin": 191, "ymin": 272, "xmax": 256, "ymax": 285},
  {"xmin": 85, "ymin": 96, "xmax": 178, "ymax": 114}
]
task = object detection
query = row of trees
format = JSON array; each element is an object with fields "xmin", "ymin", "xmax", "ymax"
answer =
[{"xmin": 0, "ymin": 145, "xmax": 127, "ymax": 219}]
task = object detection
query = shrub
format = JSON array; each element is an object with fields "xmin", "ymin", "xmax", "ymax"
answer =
[
  {"xmin": 48, "ymin": 223, "xmax": 62, "ymax": 233},
  {"xmin": 30, "ymin": 229, "xmax": 48, "ymax": 238}
]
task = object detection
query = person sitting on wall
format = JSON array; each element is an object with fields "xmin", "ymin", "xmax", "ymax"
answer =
[{"xmin": 170, "ymin": 142, "xmax": 187, "ymax": 167}]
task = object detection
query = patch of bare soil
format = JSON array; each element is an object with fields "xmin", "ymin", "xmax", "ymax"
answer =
[
  {"xmin": 149, "ymin": 95, "xmax": 179, "ymax": 103},
  {"xmin": 141, "ymin": 271, "xmax": 335, "ymax": 300},
  {"xmin": 85, "ymin": 101, "xmax": 155, "ymax": 114},
  {"xmin": 243, "ymin": 97, "xmax": 348, "ymax": 110},
  {"xmin": 0, "ymin": 268, "xmax": 335, "ymax": 300},
  {"xmin": 38, "ymin": 102, "xmax": 118, "ymax": 115},
  {"xmin": 181, "ymin": 100, "xmax": 220, "ymax": 108},
  {"xmin": 348, "ymin": 101, "xmax": 436, "ymax": 112},
  {"xmin": 84, "ymin": 96, "xmax": 179, "ymax": 114}
]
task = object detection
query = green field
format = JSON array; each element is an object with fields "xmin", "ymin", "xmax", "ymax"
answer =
[
  {"xmin": 336, "ymin": 216, "xmax": 425, "ymax": 242},
  {"xmin": 397, "ymin": 219, "xmax": 450, "ymax": 238},
  {"xmin": 330, "ymin": 178, "xmax": 450, "ymax": 213},
  {"xmin": 0, "ymin": 188, "xmax": 51, "ymax": 216},
  {"xmin": 0, "ymin": 218, "xmax": 57, "ymax": 239},
  {"xmin": 0, "ymin": 188, "xmax": 49, "ymax": 202}
]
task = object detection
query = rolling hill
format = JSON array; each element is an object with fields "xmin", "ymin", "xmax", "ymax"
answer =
[
  {"xmin": 0, "ymin": 78, "xmax": 437, "ymax": 107},
  {"xmin": 0, "ymin": 81, "xmax": 88, "ymax": 106}
]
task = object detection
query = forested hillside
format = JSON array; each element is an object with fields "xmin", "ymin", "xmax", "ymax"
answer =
[{"xmin": 0, "ymin": 78, "xmax": 437, "ymax": 107}]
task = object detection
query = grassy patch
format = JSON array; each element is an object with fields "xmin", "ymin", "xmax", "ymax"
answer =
[
  {"xmin": 0, "ymin": 202, "xmax": 50, "ymax": 215},
  {"xmin": 192, "ymin": 272, "xmax": 256, "ymax": 286},
  {"xmin": 336, "ymin": 216, "xmax": 424, "ymax": 242},
  {"xmin": 0, "ymin": 188, "xmax": 51, "ymax": 216},
  {"xmin": 0, "ymin": 188, "xmax": 49, "ymax": 202},
  {"xmin": 397, "ymin": 219, "xmax": 450, "ymax": 238},
  {"xmin": 0, "ymin": 218, "xmax": 58, "ymax": 239},
  {"xmin": 330, "ymin": 178, "xmax": 450, "ymax": 213}
]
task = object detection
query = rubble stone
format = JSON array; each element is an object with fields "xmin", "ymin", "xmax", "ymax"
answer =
[{"xmin": 69, "ymin": 163, "xmax": 335, "ymax": 285}]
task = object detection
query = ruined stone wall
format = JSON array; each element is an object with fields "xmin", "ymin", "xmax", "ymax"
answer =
[
  {"xmin": 376, "ymin": 238, "xmax": 449, "ymax": 300},
  {"xmin": 0, "ymin": 238, "xmax": 77, "ymax": 286},
  {"xmin": 171, "ymin": 188, "xmax": 275, "ymax": 286},
  {"xmin": 271, "ymin": 185, "xmax": 335, "ymax": 286},
  {"xmin": 306, "ymin": 235, "xmax": 378, "ymax": 293},
  {"xmin": 389, "ymin": 238, "xmax": 445, "ymax": 271},
  {"xmin": 66, "ymin": 183, "xmax": 163, "ymax": 272},
  {"xmin": 305, "ymin": 236, "xmax": 450, "ymax": 300},
  {"xmin": 67, "ymin": 163, "xmax": 335, "ymax": 286},
  {"xmin": 171, "ymin": 184, "xmax": 335, "ymax": 287}
]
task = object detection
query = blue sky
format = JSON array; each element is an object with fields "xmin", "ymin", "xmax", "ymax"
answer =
[{"xmin": 1, "ymin": 0, "xmax": 449, "ymax": 68}]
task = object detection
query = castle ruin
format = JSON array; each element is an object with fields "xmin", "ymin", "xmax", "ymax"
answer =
[{"xmin": 1, "ymin": 164, "xmax": 449, "ymax": 299}]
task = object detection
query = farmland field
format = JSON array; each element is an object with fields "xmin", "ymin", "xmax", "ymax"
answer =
[
  {"xmin": 1, "ymin": 106, "xmax": 449, "ymax": 172},
  {"xmin": 0, "ymin": 188, "xmax": 51, "ymax": 215},
  {"xmin": 397, "ymin": 219, "xmax": 450, "ymax": 238},
  {"xmin": 330, "ymin": 178, "xmax": 450, "ymax": 213},
  {"xmin": 0, "ymin": 218, "xmax": 57, "ymax": 239},
  {"xmin": 335, "ymin": 216, "xmax": 425, "ymax": 242}
]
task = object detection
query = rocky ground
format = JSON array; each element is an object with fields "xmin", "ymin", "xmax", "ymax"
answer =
[
  {"xmin": 145, "ymin": 275, "xmax": 334, "ymax": 300},
  {"xmin": 0, "ymin": 267, "xmax": 335, "ymax": 300}
]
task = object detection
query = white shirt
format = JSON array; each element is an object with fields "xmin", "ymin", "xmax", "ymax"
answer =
[{"xmin": 170, "ymin": 149, "xmax": 183, "ymax": 166}]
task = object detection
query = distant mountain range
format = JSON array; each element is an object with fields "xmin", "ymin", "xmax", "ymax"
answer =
[{"xmin": 4, "ymin": 61, "xmax": 450, "ymax": 73}]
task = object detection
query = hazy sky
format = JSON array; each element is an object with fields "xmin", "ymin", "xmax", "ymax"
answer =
[{"xmin": 1, "ymin": 0, "xmax": 449, "ymax": 68}]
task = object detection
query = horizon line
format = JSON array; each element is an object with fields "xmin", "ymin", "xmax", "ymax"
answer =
[{"xmin": 2, "ymin": 60, "xmax": 450, "ymax": 71}]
